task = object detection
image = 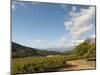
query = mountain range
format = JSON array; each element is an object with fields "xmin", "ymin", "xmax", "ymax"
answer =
[
  {"xmin": 12, "ymin": 38, "xmax": 95, "ymax": 58},
  {"xmin": 12, "ymin": 42, "xmax": 61, "ymax": 58}
]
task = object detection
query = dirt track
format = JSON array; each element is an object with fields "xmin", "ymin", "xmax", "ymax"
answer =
[{"xmin": 61, "ymin": 59, "xmax": 96, "ymax": 71}]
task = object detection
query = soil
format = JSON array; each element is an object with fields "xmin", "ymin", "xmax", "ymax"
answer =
[{"xmin": 61, "ymin": 59, "xmax": 96, "ymax": 71}]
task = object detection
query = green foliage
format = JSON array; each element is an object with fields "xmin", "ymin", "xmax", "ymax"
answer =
[
  {"xmin": 85, "ymin": 44, "xmax": 96, "ymax": 58},
  {"xmin": 12, "ymin": 56, "xmax": 68, "ymax": 74},
  {"xmin": 74, "ymin": 41, "xmax": 96, "ymax": 58},
  {"xmin": 63, "ymin": 50, "xmax": 74, "ymax": 55}
]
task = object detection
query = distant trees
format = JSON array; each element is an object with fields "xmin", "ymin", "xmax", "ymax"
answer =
[{"xmin": 12, "ymin": 42, "xmax": 61, "ymax": 58}]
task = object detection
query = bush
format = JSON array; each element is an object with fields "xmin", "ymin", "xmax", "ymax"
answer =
[{"xmin": 12, "ymin": 56, "xmax": 67, "ymax": 74}]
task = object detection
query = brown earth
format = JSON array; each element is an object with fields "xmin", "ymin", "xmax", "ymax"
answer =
[{"xmin": 61, "ymin": 59, "xmax": 96, "ymax": 71}]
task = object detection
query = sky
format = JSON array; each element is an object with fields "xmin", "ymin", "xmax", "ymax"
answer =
[{"xmin": 12, "ymin": 1, "xmax": 96, "ymax": 50}]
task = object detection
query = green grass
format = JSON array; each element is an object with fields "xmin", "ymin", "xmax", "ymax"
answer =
[
  {"xmin": 12, "ymin": 55, "xmax": 96, "ymax": 75},
  {"xmin": 12, "ymin": 56, "xmax": 70, "ymax": 74},
  {"xmin": 12, "ymin": 54, "xmax": 89, "ymax": 75}
]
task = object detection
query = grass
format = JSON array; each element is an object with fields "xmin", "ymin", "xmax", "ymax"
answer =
[
  {"xmin": 12, "ymin": 56, "xmax": 69, "ymax": 74},
  {"xmin": 12, "ymin": 55, "xmax": 96, "ymax": 75}
]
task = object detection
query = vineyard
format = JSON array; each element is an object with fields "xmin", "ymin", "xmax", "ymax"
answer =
[{"xmin": 12, "ymin": 56, "xmax": 74, "ymax": 75}]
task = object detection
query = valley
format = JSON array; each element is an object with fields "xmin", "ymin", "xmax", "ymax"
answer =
[{"xmin": 12, "ymin": 38, "xmax": 96, "ymax": 75}]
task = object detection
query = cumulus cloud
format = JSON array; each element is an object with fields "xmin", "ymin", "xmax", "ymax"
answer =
[
  {"xmin": 71, "ymin": 39, "xmax": 84, "ymax": 45},
  {"xmin": 56, "ymin": 37, "xmax": 84, "ymax": 48},
  {"xmin": 68, "ymin": 6, "xmax": 78, "ymax": 17},
  {"xmin": 64, "ymin": 6, "xmax": 95, "ymax": 38}
]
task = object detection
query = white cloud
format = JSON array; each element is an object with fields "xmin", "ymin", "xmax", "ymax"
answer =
[
  {"xmin": 69, "ymin": 6, "xmax": 80, "ymax": 17},
  {"xmin": 64, "ymin": 21, "xmax": 73, "ymax": 30},
  {"xmin": 62, "ymin": 6, "xmax": 95, "ymax": 49},
  {"xmin": 58, "ymin": 37, "xmax": 67, "ymax": 47},
  {"xmin": 91, "ymin": 34, "xmax": 95, "ymax": 38},
  {"xmin": 64, "ymin": 6, "xmax": 95, "ymax": 38},
  {"xmin": 56, "ymin": 37, "xmax": 84, "ymax": 48},
  {"xmin": 72, "ymin": 39, "xmax": 84, "ymax": 45},
  {"xmin": 33, "ymin": 40, "xmax": 45, "ymax": 43},
  {"xmin": 32, "ymin": 38, "xmax": 85, "ymax": 49},
  {"xmin": 12, "ymin": 4, "xmax": 15, "ymax": 10}
]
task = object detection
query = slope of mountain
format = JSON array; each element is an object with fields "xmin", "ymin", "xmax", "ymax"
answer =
[
  {"xmin": 84, "ymin": 38, "xmax": 96, "ymax": 44},
  {"xmin": 12, "ymin": 42, "xmax": 61, "ymax": 58},
  {"xmin": 74, "ymin": 38, "xmax": 96, "ymax": 58},
  {"xmin": 47, "ymin": 47, "xmax": 74, "ymax": 52}
]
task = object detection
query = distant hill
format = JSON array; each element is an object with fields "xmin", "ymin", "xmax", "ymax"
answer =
[
  {"xmin": 47, "ymin": 47, "xmax": 74, "ymax": 52},
  {"xmin": 12, "ymin": 42, "xmax": 62, "ymax": 58},
  {"xmin": 84, "ymin": 38, "xmax": 95, "ymax": 44}
]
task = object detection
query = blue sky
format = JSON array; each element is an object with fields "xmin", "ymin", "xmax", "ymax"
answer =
[{"xmin": 12, "ymin": 1, "xmax": 96, "ymax": 49}]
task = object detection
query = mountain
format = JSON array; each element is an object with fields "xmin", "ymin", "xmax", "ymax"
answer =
[
  {"xmin": 84, "ymin": 38, "xmax": 96, "ymax": 44},
  {"xmin": 12, "ymin": 42, "xmax": 61, "ymax": 58},
  {"xmin": 47, "ymin": 46, "xmax": 74, "ymax": 52},
  {"xmin": 12, "ymin": 38, "xmax": 96, "ymax": 58},
  {"xmin": 47, "ymin": 38, "xmax": 95, "ymax": 52},
  {"xmin": 74, "ymin": 38, "xmax": 96, "ymax": 58}
]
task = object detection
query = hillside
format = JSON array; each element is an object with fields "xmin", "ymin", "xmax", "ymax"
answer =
[
  {"xmin": 12, "ymin": 42, "xmax": 61, "ymax": 58},
  {"xmin": 74, "ymin": 38, "xmax": 96, "ymax": 58},
  {"xmin": 84, "ymin": 38, "xmax": 95, "ymax": 44}
]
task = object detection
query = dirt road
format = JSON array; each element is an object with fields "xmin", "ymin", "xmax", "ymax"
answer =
[{"xmin": 61, "ymin": 59, "xmax": 96, "ymax": 71}]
